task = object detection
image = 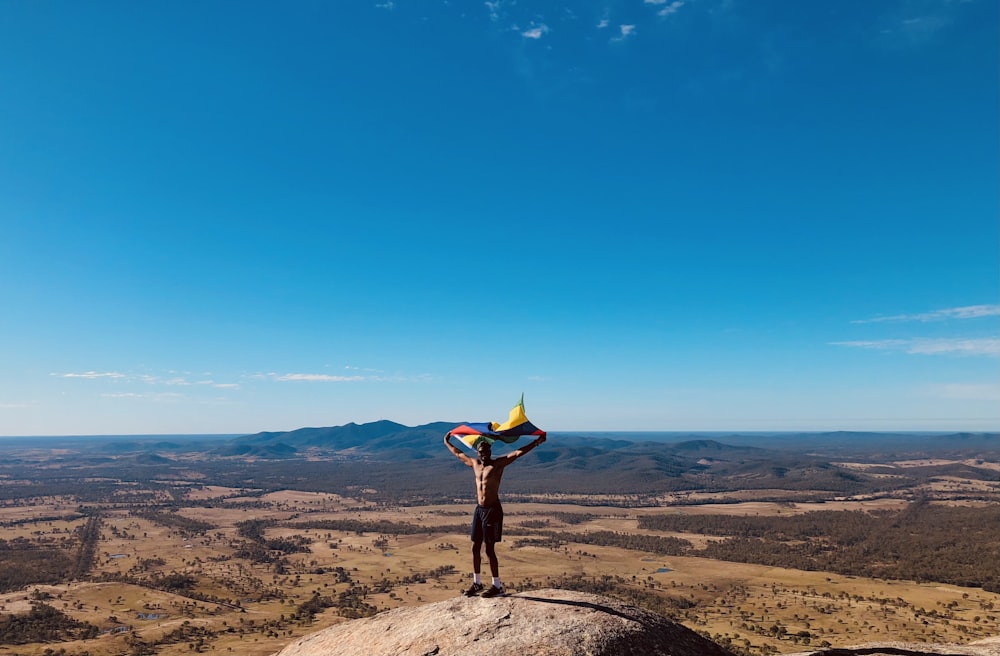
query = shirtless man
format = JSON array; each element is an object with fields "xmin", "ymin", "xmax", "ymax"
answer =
[{"xmin": 444, "ymin": 432, "xmax": 547, "ymax": 597}]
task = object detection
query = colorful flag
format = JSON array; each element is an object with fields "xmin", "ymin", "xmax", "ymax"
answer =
[{"xmin": 448, "ymin": 395, "xmax": 546, "ymax": 449}]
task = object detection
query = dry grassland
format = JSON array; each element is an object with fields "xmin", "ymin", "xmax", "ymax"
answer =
[
  {"xmin": 2, "ymin": 485, "xmax": 999, "ymax": 656},
  {"xmin": 181, "ymin": 486, "xmax": 244, "ymax": 501},
  {"xmin": 0, "ymin": 501, "xmax": 77, "ymax": 522},
  {"xmin": 924, "ymin": 477, "xmax": 1000, "ymax": 495}
]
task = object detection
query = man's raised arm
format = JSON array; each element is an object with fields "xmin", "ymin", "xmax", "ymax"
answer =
[
  {"xmin": 443, "ymin": 434, "xmax": 476, "ymax": 467},
  {"xmin": 498, "ymin": 435, "xmax": 546, "ymax": 465}
]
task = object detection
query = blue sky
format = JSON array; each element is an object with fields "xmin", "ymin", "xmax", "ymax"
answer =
[{"xmin": 1, "ymin": 1, "xmax": 997, "ymax": 436}]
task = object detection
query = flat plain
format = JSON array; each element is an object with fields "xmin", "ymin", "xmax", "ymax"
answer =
[{"xmin": 0, "ymin": 429, "xmax": 997, "ymax": 656}]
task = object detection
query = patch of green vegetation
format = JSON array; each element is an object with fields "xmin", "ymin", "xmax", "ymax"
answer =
[
  {"xmin": 640, "ymin": 501, "xmax": 1000, "ymax": 591},
  {"xmin": 134, "ymin": 510, "xmax": 215, "ymax": 535},
  {"xmin": 0, "ymin": 541, "xmax": 74, "ymax": 593},
  {"xmin": 290, "ymin": 519, "xmax": 431, "ymax": 535},
  {"xmin": 0, "ymin": 602, "xmax": 99, "ymax": 645}
]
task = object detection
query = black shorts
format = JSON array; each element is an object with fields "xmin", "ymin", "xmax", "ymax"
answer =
[{"xmin": 470, "ymin": 503, "xmax": 503, "ymax": 544}]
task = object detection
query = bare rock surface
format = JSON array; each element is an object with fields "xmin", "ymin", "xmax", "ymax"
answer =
[
  {"xmin": 272, "ymin": 587, "xmax": 737, "ymax": 656},
  {"xmin": 785, "ymin": 636, "xmax": 1000, "ymax": 656}
]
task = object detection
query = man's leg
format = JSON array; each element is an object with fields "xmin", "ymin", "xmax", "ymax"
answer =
[
  {"xmin": 484, "ymin": 541, "xmax": 499, "ymax": 578},
  {"xmin": 463, "ymin": 535, "xmax": 485, "ymax": 596},
  {"xmin": 480, "ymin": 537, "xmax": 504, "ymax": 597},
  {"xmin": 479, "ymin": 504, "xmax": 505, "ymax": 597},
  {"xmin": 472, "ymin": 538, "xmax": 483, "ymax": 576}
]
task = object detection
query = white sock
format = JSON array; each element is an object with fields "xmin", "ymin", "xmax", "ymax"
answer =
[
  {"xmin": 473, "ymin": 573, "xmax": 482, "ymax": 585},
  {"xmin": 491, "ymin": 577, "xmax": 502, "ymax": 589}
]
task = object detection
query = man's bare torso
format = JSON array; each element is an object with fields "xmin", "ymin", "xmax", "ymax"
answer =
[
  {"xmin": 444, "ymin": 433, "xmax": 545, "ymax": 506},
  {"xmin": 473, "ymin": 460, "xmax": 506, "ymax": 506}
]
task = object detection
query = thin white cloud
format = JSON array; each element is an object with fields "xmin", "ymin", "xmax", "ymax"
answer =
[
  {"xmin": 879, "ymin": 7, "xmax": 954, "ymax": 48},
  {"xmin": 56, "ymin": 369, "xmax": 243, "ymax": 389},
  {"xmin": 268, "ymin": 371, "xmax": 431, "ymax": 384},
  {"xmin": 597, "ymin": 18, "xmax": 609, "ymax": 29},
  {"xmin": 926, "ymin": 383, "xmax": 1000, "ymax": 402},
  {"xmin": 852, "ymin": 304, "xmax": 1000, "ymax": 324},
  {"xmin": 485, "ymin": 0, "xmax": 502, "ymax": 22},
  {"xmin": 100, "ymin": 392, "xmax": 185, "ymax": 402},
  {"xmin": 345, "ymin": 365, "xmax": 384, "ymax": 373},
  {"xmin": 275, "ymin": 373, "xmax": 368, "ymax": 382},
  {"xmin": 656, "ymin": 1, "xmax": 684, "ymax": 17},
  {"xmin": 56, "ymin": 371, "xmax": 127, "ymax": 379},
  {"xmin": 57, "ymin": 367, "xmax": 401, "ymax": 387},
  {"xmin": 832, "ymin": 338, "xmax": 1000, "ymax": 357},
  {"xmin": 610, "ymin": 24, "xmax": 635, "ymax": 43},
  {"xmin": 522, "ymin": 24, "xmax": 550, "ymax": 39},
  {"xmin": 375, "ymin": 1, "xmax": 394, "ymax": 9}
]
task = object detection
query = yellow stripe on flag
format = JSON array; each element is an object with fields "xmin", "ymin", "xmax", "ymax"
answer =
[{"xmin": 493, "ymin": 394, "xmax": 528, "ymax": 433}]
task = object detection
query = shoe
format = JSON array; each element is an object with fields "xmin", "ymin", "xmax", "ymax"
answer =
[
  {"xmin": 480, "ymin": 585, "xmax": 505, "ymax": 598},
  {"xmin": 463, "ymin": 583, "xmax": 484, "ymax": 597}
]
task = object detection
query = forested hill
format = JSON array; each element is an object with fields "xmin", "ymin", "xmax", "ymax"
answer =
[
  {"xmin": 181, "ymin": 423, "xmax": 998, "ymax": 501},
  {"xmin": 218, "ymin": 421, "xmax": 454, "ymax": 458},
  {"xmin": 226, "ymin": 422, "xmax": 998, "ymax": 461},
  {"xmin": 1, "ymin": 425, "xmax": 993, "ymax": 504}
]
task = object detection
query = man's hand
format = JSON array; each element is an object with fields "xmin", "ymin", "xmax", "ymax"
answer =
[{"xmin": 444, "ymin": 433, "xmax": 475, "ymax": 466}]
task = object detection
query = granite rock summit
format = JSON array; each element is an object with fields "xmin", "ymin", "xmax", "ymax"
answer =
[{"xmin": 272, "ymin": 588, "xmax": 737, "ymax": 656}]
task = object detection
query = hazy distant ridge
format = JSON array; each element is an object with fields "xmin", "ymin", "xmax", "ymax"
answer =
[{"xmin": 206, "ymin": 422, "xmax": 998, "ymax": 499}]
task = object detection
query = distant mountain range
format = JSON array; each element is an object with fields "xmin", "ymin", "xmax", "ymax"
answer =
[
  {"xmin": 220, "ymin": 421, "xmax": 456, "ymax": 459},
  {"xmin": 223, "ymin": 422, "xmax": 998, "ymax": 461},
  {"xmin": 198, "ymin": 422, "xmax": 997, "ymax": 498},
  {"xmin": 0, "ymin": 423, "xmax": 994, "ymax": 502},
  {"xmin": 221, "ymin": 421, "xmax": 778, "ymax": 462}
]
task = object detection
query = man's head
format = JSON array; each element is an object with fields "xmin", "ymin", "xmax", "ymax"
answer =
[{"xmin": 476, "ymin": 440, "xmax": 492, "ymax": 463}]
